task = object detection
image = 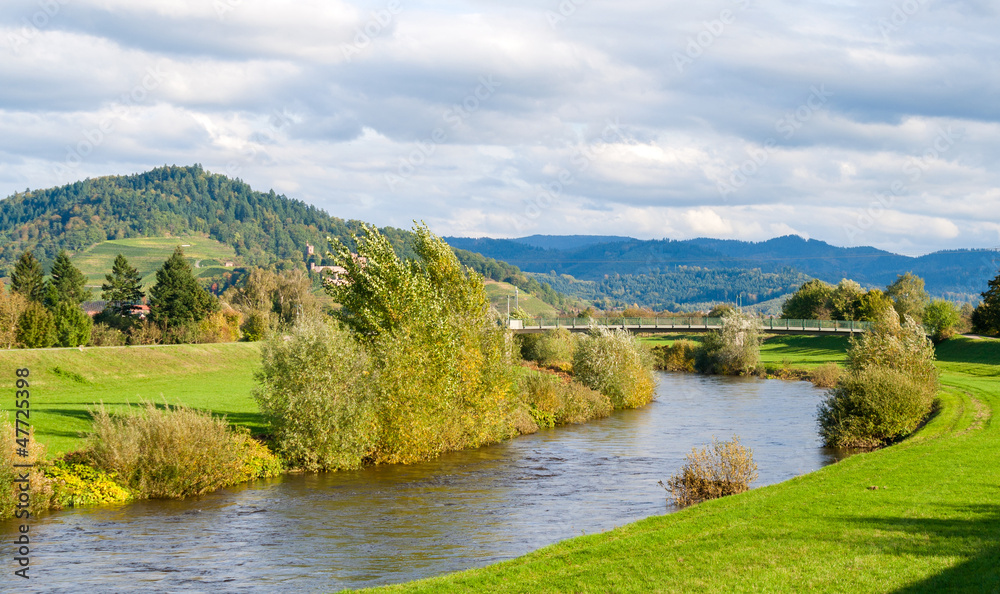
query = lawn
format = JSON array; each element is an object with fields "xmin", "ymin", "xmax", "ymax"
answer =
[
  {"xmin": 369, "ymin": 336, "xmax": 1000, "ymax": 593},
  {"xmin": 70, "ymin": 235, "xmax": 238, "ymax": 290},
  {"xmin": 642, "ymin": 332, "xmax": 852, "ymax": 369},
  {"xmin": 0, "ymin": 342, "xmax": 263, "ymax": 456},
  {"xmin": 483, "ymin": 279, "xmax": 559, "ymax": 317}
]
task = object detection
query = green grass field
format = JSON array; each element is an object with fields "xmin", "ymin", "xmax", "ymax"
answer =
[
  {"xmin": 642, "ymin": 333, "xmax": 852, "ymax": 368},
  {"xmin": 0, "ymin": 343, "xmax": 263, "ymax": 456},
  {"xmin": 484, "ymin": 279, "xmax": 559, "ymax": 317},
  {"xmin": 71, "ymin": 236, "xmax": 238, "ymax": 291},
  {"xmin": 370, "ymin": 336, "xmax": 1000, "ymax": 593}
]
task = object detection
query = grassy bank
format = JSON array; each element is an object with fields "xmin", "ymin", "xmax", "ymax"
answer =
[
  {"xmin": 369, "ymin": 336, "xmax": 1000, "ymax": 592},
  {"xmin": 0, "ymin": 343, "xmax": 263, "ymax": 456},
  {"xmin": 643, "ymin": 333, "xmax": 852, "ymax": 368}
]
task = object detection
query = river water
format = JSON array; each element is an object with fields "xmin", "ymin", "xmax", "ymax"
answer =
[{"xmin": 6, "ymin": 372, "xmax": 843, "ymax": 592}]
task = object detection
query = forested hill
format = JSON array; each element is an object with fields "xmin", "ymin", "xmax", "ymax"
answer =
[
  {"xmin": 445, "ymin": 235, "xmax": 1000, "ymax": 303},
  {"xmin": 0, "ymin": 165, "xmax": 571, "ymax": 308},
  {"xmin": 0, "ymin": 165, "xmax": 355, "ymax": 270}
]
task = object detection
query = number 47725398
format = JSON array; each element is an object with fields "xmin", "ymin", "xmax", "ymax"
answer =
[{"xmin": 15, "ymin": 368, "xmax": 30, "ymax": 453}]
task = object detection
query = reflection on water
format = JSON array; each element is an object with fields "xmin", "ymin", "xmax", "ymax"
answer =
[{"xmin": 6, "ymin": 373, "xmax": 844, "ymax": 593}]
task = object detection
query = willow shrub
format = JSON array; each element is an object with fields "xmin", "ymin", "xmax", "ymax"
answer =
[
  {"xmin": 365, "ymin": 312, "xmax": 520, "ymax": 465},
  {"xmin": 1, "ymin": 422, "xmax": 52, "ymax": 519},
  {"xmin": 818, "ymin": 367, "xmax": 934, "ymax": 448},
  {"xmin": 664, "ymin": 436, "xmax": 758, "ymax": 507},
  {"xmin": 87, "ymin": 403, "xmax": 281, "ymax": 499},
  {"xmin": 518, "ymin": 328, "xmax": 578, "ymax": 370},
  {"xmin": 695, "ymin": 310, "xmax": 763, "ymax": 376},
  {"xmin": 518, "ymin": 371, "xmax": 612, "ymax": 428},
  {"xmin": 313, "ymin": 223, "xmax": 522, "ymax": 466},
  {"xmin": 818, "ymin": 309, "xmax": 939, "ymax": 448},
  {"xmin": 254, "ymin": 319, "xmax": 376, "ymax": 471},
  {"xmin": 652, "ymin": 339, "xmax": 698, "ymax": 372},
  {"xmin": 572, "ymin": 327, "xmax": 656, "ymax": 409}
]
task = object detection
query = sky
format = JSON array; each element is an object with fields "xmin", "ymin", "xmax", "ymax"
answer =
[{"xmin": 1, "ymin": 0, "xmax": 998, "ymax": 256}]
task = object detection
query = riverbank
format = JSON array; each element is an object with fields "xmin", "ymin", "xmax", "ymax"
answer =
[{"xmin": 368, "ymin": 335, "xmax": 1000, "ymax": 592}]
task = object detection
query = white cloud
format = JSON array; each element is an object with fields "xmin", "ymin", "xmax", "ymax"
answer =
[{"xmin": 0, "ymin": 0, "xmax": 998, "ymax": 255}]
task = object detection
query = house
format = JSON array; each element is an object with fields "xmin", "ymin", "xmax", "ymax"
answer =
[{"xmin": 310, "ymin": 262, "xmax": 348, "ymax": 285}]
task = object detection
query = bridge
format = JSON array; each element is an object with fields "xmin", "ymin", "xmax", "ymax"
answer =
[{"xmin": 509, "ymin": 317, "xmax": 870, "ymax": 336}]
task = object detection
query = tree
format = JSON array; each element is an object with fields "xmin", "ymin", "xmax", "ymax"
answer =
[
  {"xmin": 10, "ymin": 251, "xmax": 45, "ymax": 303},
  {"xmin": 781, "ymin": 280, "xmax": 833, "ymax": 320},
  {"xmin": 855, "ymin": 289, "xmax": 894, "ymax": 322},
  {"xmin": 0, "ymin": 283, "xmax": 28, "ymax": 349},
  {"xmin": 830, "ymin": 279, "xmax": 865, "ymax": 320},
  {"xmin": 48, "ymin": 250, "xmax": 91, "ymax": 306},
  {"xmin": 16, "ymin": 302, "xmax": 55, "ymax": 348},
  {"xmin": 325, "ymin": 223, "xmax": 519, "ymax": 464},
  {"xmin": 148, "ymin": 247, "xmax": 219, "ymax": 327},
  {"xmin": 696, "ymin": 309, "xmax": 763, "ymax": 376},
  {"xmin": 101, "ymin": 254, "xmax": 144, "ymax": 317},
  {"xmin": 923, "ymin": 299, "xmax": 961, "ymax": 342},
  {"xmin": 886, "ymin": 272, "xmax": 929, "ymax": 323},
  {"xmin": 972, "ymin": 268, "xmax": 1000, "ymax": 335},
  {"xmin": 52, "ymin": 300, "xmax": 92, "ymax": 347},
  {"xmin": 818, "ymin": 308, "xmax": 939, "ymax": 448}
]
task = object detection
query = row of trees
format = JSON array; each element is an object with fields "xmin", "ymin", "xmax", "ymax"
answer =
[
  {"xmin": 781, "ymin": 273, "xmax": 973, "ymax": 341},
  {"xmin": 6, "ymin": 250, "xmax": 95, "ymax": 347},
  {"xmin": 2, "ymin": 247, "xmax": 224, "ymax": 348}
]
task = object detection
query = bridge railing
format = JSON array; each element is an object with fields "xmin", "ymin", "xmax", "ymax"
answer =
[{"xmin": 515, "ymin": 317, "xmax": 871, "ymax": 332}]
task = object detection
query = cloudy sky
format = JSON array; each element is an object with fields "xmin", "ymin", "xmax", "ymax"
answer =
[{"xmin": 1, "ymin": 0, "xmax": 998, "ymax": 255}]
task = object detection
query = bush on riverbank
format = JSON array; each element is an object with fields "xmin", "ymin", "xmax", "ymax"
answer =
[
  {"xmin": 572, "ymin": 327, "xmax": 656, "ymax": 409},
  {"xmin": 695, "ymin": 310, "xmax": 763, "ymax": 376},
  {"xmin": 651, "ymin": 339, "xmax": 698, "ymax": 372},
  {"xmin": 818, "ymin": 367, "xmax": 934, "ymax": 448},
  {"xmin": 663, "ymin": 436, "xmax": 758, "ymax": 507},
  {"xmin": 518, "ymin": 370, "xmax": 612, "ymax": 428},
  {"xmin": 87, "ymin": 402, "xmax": 281, "ymax": 499},
  {"xmin": 256, "ymin": 224, "xmax": 521, "ymax": 469},
  {"xmin": 1, "ymin": 422, "xmax": 52, "ymax": 519},
  {"xmin": 254, "ymin": 319, "xmax": 376, "ymax": 471},
  {"xmin": 518, "ymin": 328, "xmax": 578, "ymax": 371},
  {"xmin": 818, "ymin": 309, "xmax": 939, "ymax": 448}
]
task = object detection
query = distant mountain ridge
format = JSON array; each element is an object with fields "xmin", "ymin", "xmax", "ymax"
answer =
[{"xmin": 446, "ymin": 234, "xmax": 999, "ymax": 304}]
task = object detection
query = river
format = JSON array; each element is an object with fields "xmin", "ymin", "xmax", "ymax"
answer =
[{"xmin": 6, "ymin": 372, "xmax": 844, "ymax": 592}]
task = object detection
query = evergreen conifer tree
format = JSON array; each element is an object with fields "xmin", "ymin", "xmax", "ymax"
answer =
[
  {"xmin": 102, "ymin": 254, "xmax": 144, "ymax": 317},
  {"xmin": 11, "ymin": 251, "xmax": 46, "ymax": 303},
  {"xmin": 972, "ymin": 268, "xmax": 1000, "ymax": 335},
  {"xmin": 16, "ymin": 301, "xmax": 55, "ymax": 348},
  {"xmin": 48, "ymin": 250, "xmax": 91, "ymax": 306},
  {"xmin": 149, "ymin": 247, "xmax": 219, "ymax": 327}
]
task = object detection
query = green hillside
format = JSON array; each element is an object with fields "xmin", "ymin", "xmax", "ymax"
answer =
[
  {"xmin": 484, "ymin": 280, "xmax": 559, "ymax": 317},
  {"xmin": 0, "ymin": 165, "xmax": 574, "ymax": 311},
  {"xmin": 72, "ymin": 236, "xmax": 238, "ymax": 290}
]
